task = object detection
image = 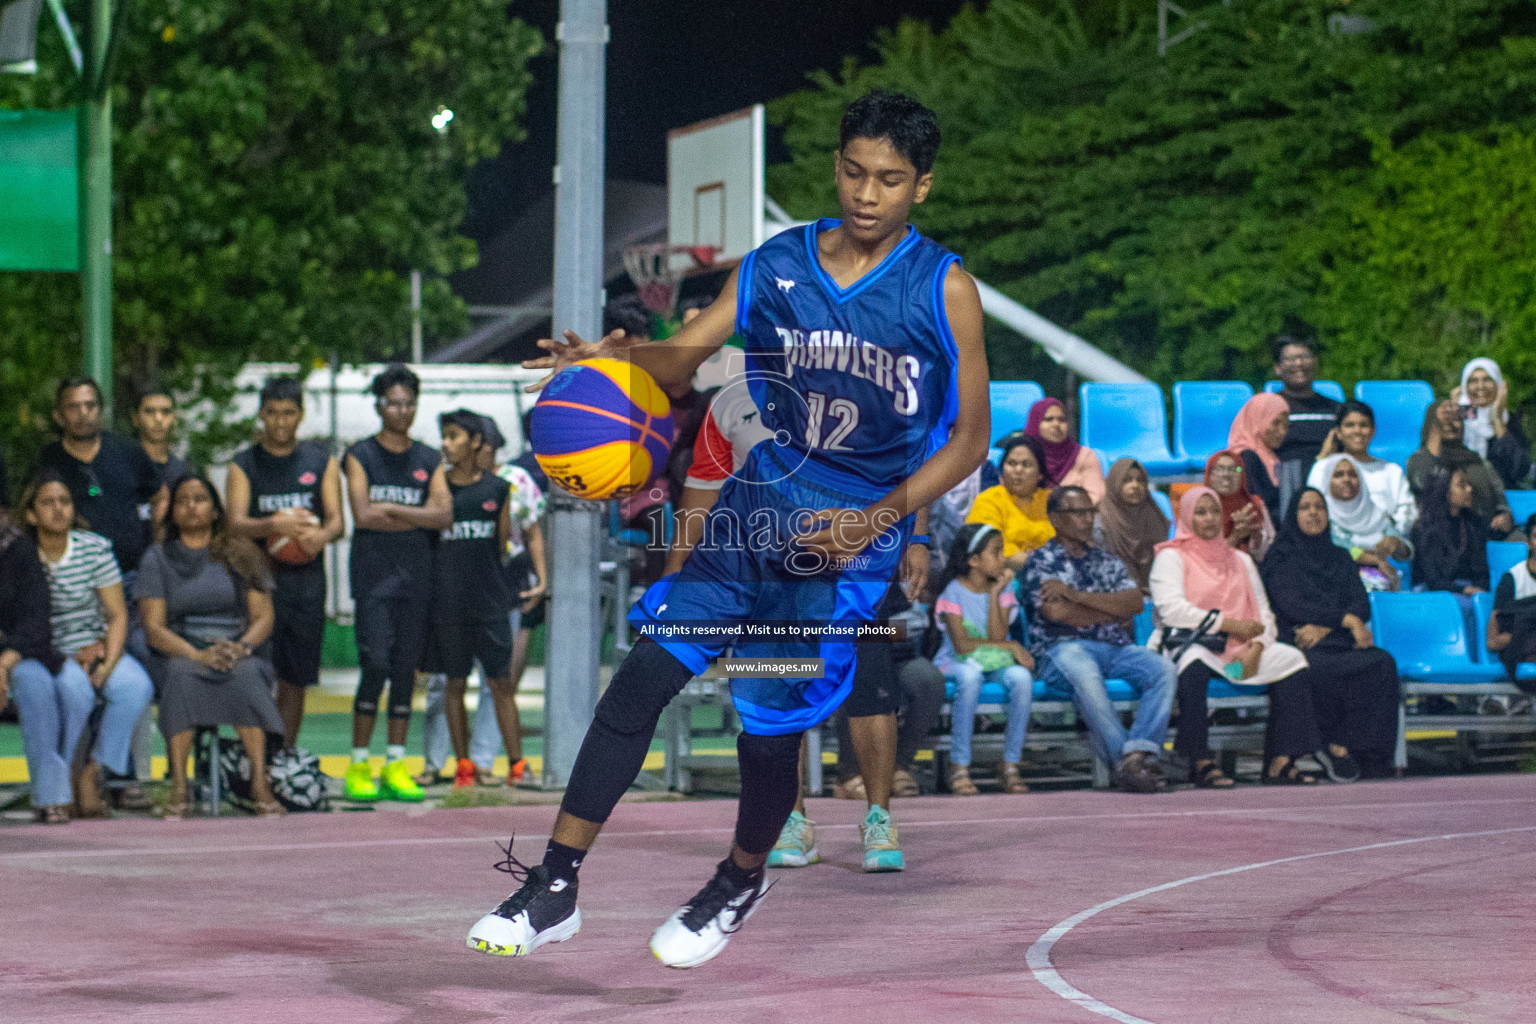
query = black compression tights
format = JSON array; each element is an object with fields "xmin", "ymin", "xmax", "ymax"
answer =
[{"xmin": 559, "ymin": 638, "xmax": 806, "ymax": 855}]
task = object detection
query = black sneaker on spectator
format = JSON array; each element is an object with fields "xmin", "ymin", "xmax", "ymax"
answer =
[
  {"xmin": 1115, "ymin": 751, "xmax": 1166, "ymax": 794},
  {"xmin": 1313, "ymin": 748, "xmax": 1361, "ymax": 783},
  {"xmin": 650, "ymin": 861, "xmax": 773, "ymax": 969},
  {"xmin": 466, "ymin": 840, "xmax": 581, "ymax": 957}
]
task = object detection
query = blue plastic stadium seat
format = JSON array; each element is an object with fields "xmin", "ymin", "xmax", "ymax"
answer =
[
  {"xmin": 1264, "ymin": 380, "xmax": 1346, "ymax": 401},
  {"xmin": 1353, "ymin": 380, "xmax": 1433, "ymax": 467},
  {"xmin": 1078, "ymin": 383, "xmax": 1184, "ymax": 478},
  {"xmin": 989, "ymin": 381, "xmax": 1046, "ymax": 445},
  {"xmin": 1505, "ymin": 491, "xmax": 1536, "ymax": 527},
  {"xmin": 1518, "ymin": 664, "xmax": 1536, "ymax": 682},
  {"xmin": 1470, "ymin": 591, "xmax": 1500, "ymax": 668},
  {"xmin": 1488, "ymin": 541, "xmax": 1525, "ymax": 589},
  {"xmin": 1150, "ymin": 490, "xmax": 1176, "ymax": 538},
  {"xmin": 1368, "ymin": 591, "xmax": 1505, "ymax": 682},
  {"xmin": 988, "ymin": 446, "xmax": 1004, "ymax": 468},
  {"xmin": 1206, "ymin": 678, "xmax": 1268, "ymax": 699},
  {"xmin": 1133, "ymin": 600, "xmax": 1155, "ymax": 646},
  {"xmin": 1172, "ymin": 381, "xmax": 1254, "ymax": 472}
]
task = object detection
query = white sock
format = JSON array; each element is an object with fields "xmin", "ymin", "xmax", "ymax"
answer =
[
  {"xmin": 386, "ymin": 744, "xmax": 406, "ymax": 764},
  {"xmin": 351, "ymin": 747, "xmax": 370, "ymax": 765}
]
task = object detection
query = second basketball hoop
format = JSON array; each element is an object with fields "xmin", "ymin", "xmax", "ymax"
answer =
[{"xmin": 622, "ymin": 243, "xmax": 718, "ymax": 318}]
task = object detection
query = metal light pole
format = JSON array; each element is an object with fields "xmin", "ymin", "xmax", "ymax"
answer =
[
  {"xmin": 78, "ymin": 0, "xmax": 112, "ymax": 409},
  {"xmin": 542, "ymin": 0, "xmax": 608, "ymax": 788}
]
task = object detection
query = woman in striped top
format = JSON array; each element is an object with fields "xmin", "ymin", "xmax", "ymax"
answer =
[{"xmin": 20, "ymin": 469, "xmax": 154, "ymax": 818}]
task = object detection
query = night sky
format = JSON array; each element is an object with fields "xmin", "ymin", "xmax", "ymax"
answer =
[{"xmin": 460, "ymin": 0, "xmax": 969, "ymax": 242}]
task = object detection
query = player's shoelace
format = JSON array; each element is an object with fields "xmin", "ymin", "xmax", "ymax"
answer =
[
  {"xmin": 679, "ymin": 870, "xmax": 758, "ymax": 933},
  {"xmin": 864, "ymin": 815, "xmax": 894, "ymax": 849},
  {"xmin": 490, "ymin": 834, "xmax": 545, "ymax": 916}
]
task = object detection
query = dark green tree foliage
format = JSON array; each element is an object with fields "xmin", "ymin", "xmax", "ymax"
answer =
[
  {"xmin": 0, "ymin": 0, "xmax": 540, "ymax": 466},
  {"xmin": 769, "ymin": 0, "xmax": 1536, "ymax": 409}
]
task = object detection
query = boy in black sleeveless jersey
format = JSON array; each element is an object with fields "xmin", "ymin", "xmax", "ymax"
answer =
[
  {"xmin": 226, "ymin": 376, "xmax": 344, "ymax": 751},
  {"xmin": 342, "ymin": 364, "xmax": 452, "ymax": 802},
  {"xmin": 425, "ymin": 410, "xmax": 521, "ymax": 789}
]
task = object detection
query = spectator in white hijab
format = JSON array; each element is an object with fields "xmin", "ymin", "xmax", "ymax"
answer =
[
  {"xmin": 1313, "ymin": 454, "xmax": 1409, "ymax": 591},
  {"xmin": 1310, "ymin": 400, "xmax": 1417, "ymax": 536},
  {"xmin": 1455, "ymin": 358, "xmax": 1531, "ymax": 489}
]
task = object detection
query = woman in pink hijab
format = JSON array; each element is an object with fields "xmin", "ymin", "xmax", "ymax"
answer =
[
  {"xmin": 1024, "ymin": 398, "xmax": 1104, "ymax": 504},
  {"xmin": 1226, "ymin": 393, "xmax": 1290, "ymax": 522},
  {"xmin": 1148, "ymin": 486, "xmax": 1316, "ymax": 786}
]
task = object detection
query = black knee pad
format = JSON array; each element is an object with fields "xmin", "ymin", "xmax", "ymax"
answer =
[
  {"xmin": 592, "ymin": 638, "xmax": 694, "ymax": 736},
  {"xmin": 354, "ymin": 669, "xmax": 386, "ymax": 717},
  {"xmin": 386, "ymin": 675, "xmax": 416, "ymax": 720},
  {"xmin": 734, "ymin": 730, "xmax": 805, "ymax": 856}
]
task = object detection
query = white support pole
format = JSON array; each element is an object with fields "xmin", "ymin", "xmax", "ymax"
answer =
[
  {"xmin": 543, "ymin": 0, "xmax": 608, "ymax": 788},
  {"xmin": 410, "ymin": 269, "xmax": 423, "ymax": 363}
]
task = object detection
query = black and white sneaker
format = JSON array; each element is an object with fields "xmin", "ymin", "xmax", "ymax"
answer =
[
  {"xmin": 1313, "ymin": 748, "xmax": 1361, "ymax": 783},
  {"xmin": 649, "ymin": 861, "xmax": 773, "ymax": 969},
  {"xmin": 466, "ymin": 838, "xmax": 581, "ymax": 957}
]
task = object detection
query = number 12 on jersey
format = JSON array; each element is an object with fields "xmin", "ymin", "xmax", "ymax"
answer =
[{"xmin": 804, "ymin": 391, "xmax": 860, "ymax": 451}]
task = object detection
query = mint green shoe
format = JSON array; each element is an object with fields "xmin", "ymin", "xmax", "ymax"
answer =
[
  {"xmin": 861, "ymin": 805, "xmax": 905, "ymax": 873},
  {"xmin": 766, "ymin": 810, "xmax": 819, "ymax": 868}
]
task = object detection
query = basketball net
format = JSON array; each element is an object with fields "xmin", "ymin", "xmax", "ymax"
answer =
[{"xmin": 622, "ymin": 244, "xmax": 719, "ymax": 318}]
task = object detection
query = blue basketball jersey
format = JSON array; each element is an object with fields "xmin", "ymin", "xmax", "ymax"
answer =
[{"xmin": 735, "ymin": 218, "xmax": 962, "ymax": 494}]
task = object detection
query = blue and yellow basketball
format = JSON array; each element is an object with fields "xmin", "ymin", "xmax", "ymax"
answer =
[{"xmin": 530, "ymin": 358, "xmax": 674, "ymax": 500}]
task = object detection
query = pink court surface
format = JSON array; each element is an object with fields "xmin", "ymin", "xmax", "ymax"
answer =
[{"xmin": 4, "ymin": 774, "xmax": 1534, "ymax": 1024}]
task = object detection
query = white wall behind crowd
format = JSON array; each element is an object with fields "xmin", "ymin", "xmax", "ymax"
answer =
[{"xmin": 216, "ymin": 362, "xmax": 546, "ymax": 619}]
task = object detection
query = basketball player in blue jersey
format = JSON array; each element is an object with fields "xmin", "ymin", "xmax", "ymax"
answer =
[{"xmin": 467, "ymin": 91, "xmax": 991, "ymax": 968}]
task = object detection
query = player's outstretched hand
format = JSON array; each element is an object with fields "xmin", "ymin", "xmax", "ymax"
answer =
[{"xmin": 521, "ymin": 329, "xmax": 636, "ymax": 393}]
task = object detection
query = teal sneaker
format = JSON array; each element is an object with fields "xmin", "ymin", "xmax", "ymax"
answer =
[
  {"xmin": 766, "ymin": 810, "xmax": 819, "ymax": 868},
  {"xmin": 861, "ymin": 805, "xmax": 905, "ymax": 873}
]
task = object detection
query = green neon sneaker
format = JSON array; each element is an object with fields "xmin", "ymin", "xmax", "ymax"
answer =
[
  {"xmin": 344, "ymin": 762, "xmax": 379, "ymax": 802},
  {"xmin": 380, "ymin": 759, "xmax": 425, "ymax": 802},
  {"xmin": 861, "ymin": 805, "xmax": 905, "ymax": 873},
  {"xmin": 765, "ymin": 810, "xmax": 819, "ymax": 868}
]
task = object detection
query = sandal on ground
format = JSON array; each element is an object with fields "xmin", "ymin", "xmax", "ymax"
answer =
[
  {"xmin": 891, "ymin": 768, "xmax": 920, "ymax": 798},
  {"xmin": 413, "ymin": 768, "xmax": 442, "ymax": 788},
  {"xmin": 110, "ymin": 782, "xmax": 153, "ymax": 811},
  {"xmin": 253, "ymin": 799, "xmax": 288, "ymax": 818},
  {"xmin": 1190, "ymin": 760, "xmax": 1236, "ymax": 789},
  {"xmin": 948, "ymin": 765, "xmax": 979, "ymax": 796},
  {"xmin": 1262, "ymin": 760, "xmax": 1318, "ymax": 786},
  {"xmin": 155, "ymin": 798, "xmax": 188, "ymax": 820},
  {"xmin": 996, "ymin": 762, "xmax": 1030, "ymax": 794},
  {"xmin": 72, "ymin": 758, "xmax": 111, "ymax": 819},
  {"xmin": 833, "ymin": 775, "xmax": 867, "ymax": 801},
  {"xmin": 34, "ymin": 804, "xmax": 70, "ymax": 825}
]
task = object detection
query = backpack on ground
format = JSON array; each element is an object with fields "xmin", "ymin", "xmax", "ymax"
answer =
[{"xmin": 269, "ymin": 747, "xmax": 330, "ymax": 812}]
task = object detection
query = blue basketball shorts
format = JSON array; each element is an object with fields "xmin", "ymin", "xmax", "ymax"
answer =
[{"xmin": 629, "ymin": 444, "xmax": 909, "ymax": 736}]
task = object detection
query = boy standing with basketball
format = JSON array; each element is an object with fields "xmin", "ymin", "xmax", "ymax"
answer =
[
  {"xmin": 343, "ymin": 364, "xmax": 452, "ymax": 802},
  {"xmin": 467, "ymin": 91, "xmax": 990, "ymax": 967},
  {"xmin": 226, "ymin": 376, "xmax": 345, "ymax": 751},
  {"xmin": 426, "ymin": 410, "xmax": 521, "ymax": 789}
]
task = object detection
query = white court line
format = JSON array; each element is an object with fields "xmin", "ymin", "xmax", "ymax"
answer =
[
  {"xmin": 1025, "ymin": 824, "xmax": 1536, "ymax": 1024},
  {"xmin": 0, "ymin": 796, "xmax": 1530, "ymax": 863}
]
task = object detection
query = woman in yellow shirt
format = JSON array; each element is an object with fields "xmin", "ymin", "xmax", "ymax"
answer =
[{"xmin": 966, "ymin": 433, "xmax": 1055, "ymax": 571}]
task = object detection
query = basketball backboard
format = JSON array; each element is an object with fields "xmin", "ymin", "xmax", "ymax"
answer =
[{"xmin": 667, "ymin": 104, "xmax": 764, "ymax": 273}]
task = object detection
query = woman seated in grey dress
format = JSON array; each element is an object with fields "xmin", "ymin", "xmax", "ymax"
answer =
[{"xmin": 140, "ymin": 473, "xmax": 285, "ymax": 818}]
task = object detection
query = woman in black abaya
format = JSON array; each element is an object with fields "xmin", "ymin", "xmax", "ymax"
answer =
[{"xmin": 1261, "ymin": 489, "xmax": 1402, "ymax": 780}]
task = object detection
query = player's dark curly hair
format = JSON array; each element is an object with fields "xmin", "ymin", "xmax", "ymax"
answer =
[
  {"xmin": 371, "ymin": 362, "xmax": 420, "ymax": 399},
  {"xmin": 840, "ymin": 90, "xmax": 941, "ymax": 175}
]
